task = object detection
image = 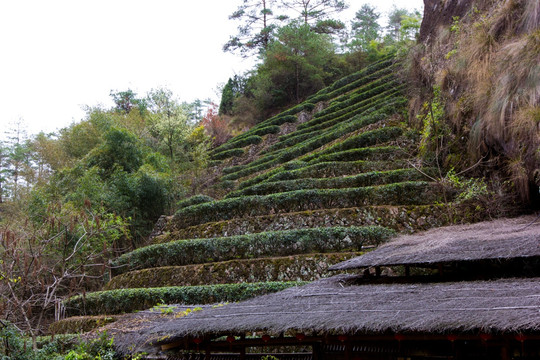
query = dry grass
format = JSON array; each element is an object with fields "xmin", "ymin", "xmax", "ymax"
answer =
[{"xmin": 412, "ymin": 0, "xmax": 540, "ymax": 203}]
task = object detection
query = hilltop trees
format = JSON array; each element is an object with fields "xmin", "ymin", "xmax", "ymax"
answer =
[
  {"xmin": 221, "ymin": 1, "xmax": 423, "ymax": 126},
  {"xmin": 349, "ymin": 4, "xmax": 381, "ymax": 52},
  {"xmin": 224, "ymin": 0, "xmax": 284, "ymax": 56},
  {"xmin": 256, "ymin": 21, "xmax": 338, "ymax": 106},
  {"xmin": 281, "ymin": 0, "xmax": 348, "ymax": 35}
]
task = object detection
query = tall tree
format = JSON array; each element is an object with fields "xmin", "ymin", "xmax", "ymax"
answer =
[
  {"xmin": 147, "ymin": 88, "xmax": 190, "ymax": 161},
  {"xmin": 256, "ymin": 21, "xmax": 337, "ymax": 107},
  {"xmin": 109, "ymin": 89, "xmax": 147, "ymax": 115},
  {"xmin": 219, "ymin": 75, "xmax": 249, "ymax": 115},
  {"xmin": 224, "ymin": 0, "xmax": 285, "ymax": 57},
  {"xmin": 349, "ymin": 4, "xmax": 381, "ymax": 51},
  {"xmin": 280, "ymin": 0, "xmax": 348, "ymax": 33},
  {"xmin": 386, "ymin": 6, "xmax": 409, "ymax": 43}
]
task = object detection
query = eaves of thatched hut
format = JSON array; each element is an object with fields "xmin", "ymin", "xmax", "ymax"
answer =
[{"xmin": 111, "ymin": 216, "xmax": 540, "ymax": 360}]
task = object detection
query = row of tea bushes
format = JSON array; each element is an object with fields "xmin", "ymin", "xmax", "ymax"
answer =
[
  {"xmin": 210, "ymin": 135, "xmax": 262, "ymax": 160},
  {"xmin": 237, "ymin": 144, "xmax": 407, "ymax": 190},
  {"xmin": 106, "ymin": 252, "xmax": 360, "ymax": 289},
  {"xmin": 308, "ymin": 76, "xmax": 400, "ymax": 122},
  {"xmin": 221, "ymin": 107, "xmax": 401, "ymax": 182},
  {"xmin": 173, "ymin": 181, "xmax": 441, "ymax": 228},
  {"xmin": 278, "ymin": 89, "xmax": 404, "ymax": 144},
  {"xmin": 227, "ymin": 168, "xmax": 434, "ymax": 198},
  {"xmin": 260, "ymin": 160, "xmax": 413, "ymax": 183},
  {"xmin": 237, "ymin": 127, "xmax": 405, "ymax": 189},
  {"xmin": 113, "ymin": 226, "xmax": 394, "ymax": 273},
  {"xmin": 157, "ymin": 202, "xmax": 489, "ymax": 244},
  {"xmin": 306, "ymin": 56, "xmax": 397, "ymax": 103},
  {"xmin": 65, "ymin": 281, "xmax": 304, "ymax": 316}
]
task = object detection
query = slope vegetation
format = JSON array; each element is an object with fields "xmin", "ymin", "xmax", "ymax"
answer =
[{"xmin": 56, "ymin": 56, "xmax": 494, "ymax": 331}]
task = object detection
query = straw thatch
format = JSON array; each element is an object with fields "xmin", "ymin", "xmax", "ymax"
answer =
[
  {"xmin": 110, "ymin": 275, "xmax": 540, "ymax": 353},
  {"xmin": 330, "ymin": 215, "xmax": 540, "ymax": 270}
]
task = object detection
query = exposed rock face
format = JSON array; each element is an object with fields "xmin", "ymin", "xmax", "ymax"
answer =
[{"xmin": 419, "ymin": 0, "xmax": 474, "ymax": 42}]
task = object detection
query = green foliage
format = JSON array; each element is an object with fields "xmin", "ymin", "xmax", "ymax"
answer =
[
  {"xmin": 176, "ymin": 194, "xmax": 215, "ymax": 210},
  {"xmin": 221, "ymin": 107, "xmax": 404, "ymax": 182},
  {"xmin": 227, "ymin": 168, "xmax": 434, "ymax": 198},
  {"xmin": 112, "ymin": 226, "xmax": 393, "ymax": 273},
  {"xmin": 0, "ymin": 321, "xmax": 34, "ymax": 360},
  {"xmin": 349, "ymin": 4, "xmax": 381, "ymax": 51},
  {"xmin": 272, "ymin": 92, "xmax": 405, "ymax": 150},
  {"xmin": 254, "ymin": 21, "xmax": 340, "ymax": 109},
  {"xmin": 211, "ymin": 148, "xmax": 245, "ymax": 161},
  {"xmin": 173, "ymin": 181, "xmax": 438, "ymax": 228},
  {"xmin": 301, "ymin": 145, "xmax": 405, "ymax": 163},
  {"xmin": 63, "ymin": 332, "xmax": 116, "ymax": 360},
  {"xmin": 445, "ymin": 169, "xmax": 489, "ymax": 202},
  {"xmin": 261, "ymin": 160, "xmax": 411, "ymax": 184},
  {"xmin": 146, "ymin": 88, "xmax": 192, "ymax": 162},
  {"xmin": 305, "ymin": 55, "xmax": 395, "ymax": 103},
  {"xmin": 261, "ymin": 356, "xmax": 280, "ymax": 360},
  {"xmin": 65, "ymin": 282, "xmax": 304, "ymax": 316},
  {"xmin": 211, "ymin": 135, "xmax": 263, "ymax": 157},
  {"xmin": 299, "ymin": 126, "xmax": 404, "ymax": 162},
  {"xmin": 418, "ymin": 86, "xmax": 448, "ymax": 159},
  {"xmin": 87, "ymin": 128, "xmax": 144, "ymax": 175}
]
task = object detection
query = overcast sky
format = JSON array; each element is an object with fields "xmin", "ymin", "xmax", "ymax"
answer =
[{"xmin": 0, "ymin": 0, "xmax": 423, "ymax": 137}]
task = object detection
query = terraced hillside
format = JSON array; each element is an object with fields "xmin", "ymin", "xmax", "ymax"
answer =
[{"xmin": 55, "ymin": 56, "xmax": 493, "ymax": 333}]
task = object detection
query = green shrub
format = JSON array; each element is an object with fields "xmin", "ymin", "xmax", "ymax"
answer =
[
  {"xmin": 234, "ymin": 125, "xmax": 404, "ymax": 189},
  {"xmin": 262, "ymin": 160, "xmax": 411, "ymax": 183},
  {"xmin": 112, "ymin": 226, "xmax": 393, "ymax": 273},
  {"xmin": 211, "ymin": 135, "xmax": 262, "ymax": 155},
  {"xmin": 65, "ymin": 282, "xmax": 305, "ymax": 316},
  {"xmin": 221, "ymin": 156, "xmax": 281, "ymax": 181},
  {"xmin": 222, "ymin": 104, "xmax": 400, "ymax": 182},
  {"xmin": 303, "ymin": 126, "xmax": 404, "ymax": 159},
  {"xmin": 222, "ymin": 164, "xmax": 245, "ymax": 175},
  {"xmin": 280, "ymin": 90, "xmax": 404, "ymax": 143},
  {"xmin": 264, "ymin": 114, "xmax": 298, "ymax": 127},
  {"xmin": 228, "ymin": 168, "xmax": 434, "ymax": 198},
  {"xmin": 297, "ymin": 92, "xmax": 406, "ymax": 136},
  {"xmin": 306, "ymin": 56, "xmax": 397, "ymax": 103},
  {"xmin": 211, "ymin": 148, "xmax": 245, "ymax": 161},
  {"xmin": 176, "ymin": 194, "xmax": 214, "ymax": 210},
  {"xmin": 251, "ymin": 125, "xmax": 281, "ymax": 136},
  {"xmin": 303, "ymin": 146, "xmax": 404, "ymax": 163},
  {"xmin": 236, "ymin": 161, "xmax": 307, "ymax": 189},
  {"xmin": 173, "ymin": 181, "xmax": 439, "ymax": 228},
  {"xmin": 303, "ymin": 103, "xmax": 315, "ymax": 111},
  {"xmin": 307, "ymin": 75, "xmax": 398, "ymax": 121}
]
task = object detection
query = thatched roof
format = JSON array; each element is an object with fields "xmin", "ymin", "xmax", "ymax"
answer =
[
  {"xmin": 330, "ymin": 215, "xmax": 540, "ymax": 270},
  {"xmin": 110, "ymin": 275, "xmax": 540, "ymax": 353}
]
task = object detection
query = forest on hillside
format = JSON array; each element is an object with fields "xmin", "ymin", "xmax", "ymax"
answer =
[{"xmin": 0, "ymin": 1, "xmax": 422, "ymax": 357}]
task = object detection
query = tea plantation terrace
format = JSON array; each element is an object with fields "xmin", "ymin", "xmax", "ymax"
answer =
[{"xmin": 54, "ymin": 56, "xmax": 494, "ymax": 336}]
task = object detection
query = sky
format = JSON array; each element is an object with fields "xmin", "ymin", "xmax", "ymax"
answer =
[{"xmin": 0, "ymin": 0, "xmax": 423, "ymax": 137}]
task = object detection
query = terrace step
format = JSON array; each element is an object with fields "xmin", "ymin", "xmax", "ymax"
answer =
[
  {"xmin": 221, "ymin": 109, "xmax": 404, "ymax": 182},
  {"xmin": 156, "ymin": 202, "xmax": 489, "ymax": 243},
  {"xmin": 172, "ymin": 181, "xmax": 446, "ymax": 229},
  {"xmin": 227, "ymin": 168, "xmax": 436, "ymax": 198},
  {"xmin": 64, "ymin": 281, "xmax": 306, "ymax": 316},
  {"xmin": 113, "ymin": 226, "xmax": 393, "ymax": 275},
  {"xmin": 235, "ymin": 125, "xmax": 407, "ymax": 188},
  {"xmin": 106, "ymin": 252, "xmax": 360, "ymax": 290},
  {"xmin": 49, "ymin": 316, "xmax": 119, "ymax": 335}
]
